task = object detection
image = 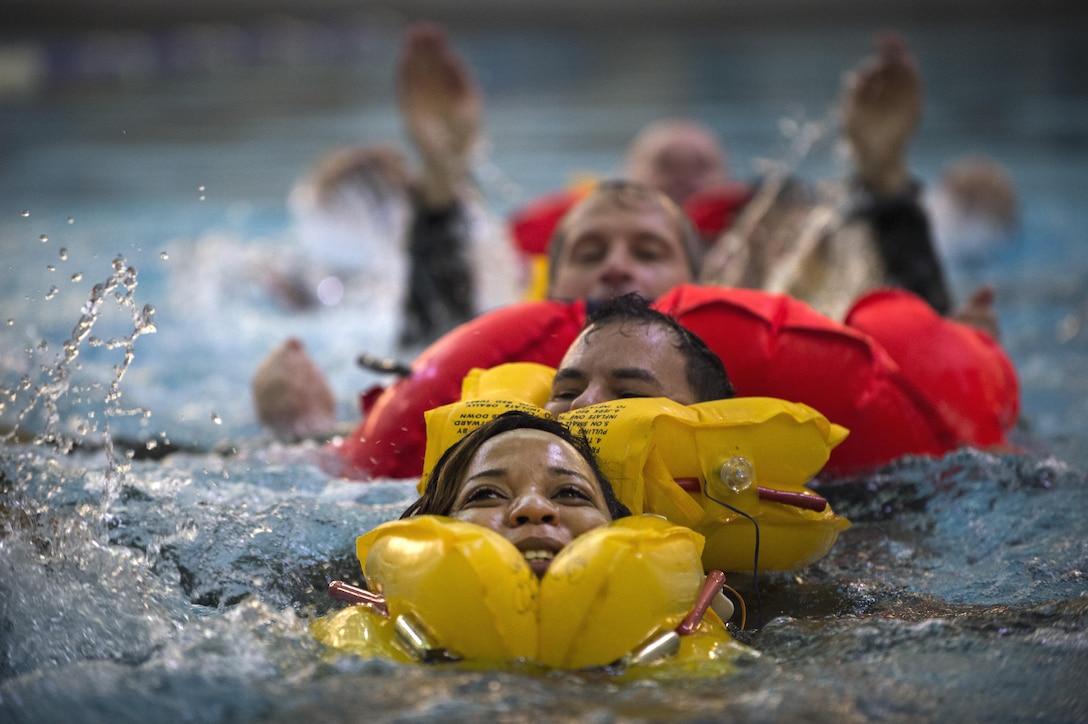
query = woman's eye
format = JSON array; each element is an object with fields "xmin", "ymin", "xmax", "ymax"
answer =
[
  {"xmin": 555, "ymin": 485, "xmax": 592, "ymax": 501},
  {"xmin": 462, "ymin": 487, "xmax": 503, "ymax": 504},
  {"xmin": 549, "ymin": 387, "xmax": 579, "ymax": 401}
]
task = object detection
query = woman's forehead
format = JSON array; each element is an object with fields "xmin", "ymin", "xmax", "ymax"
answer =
[{"xmin": 472, "ymin": 428, "xmax": 580, "ymax": 463}]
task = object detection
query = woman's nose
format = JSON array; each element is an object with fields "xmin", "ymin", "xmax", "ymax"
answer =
[{"xmin": 508, "ymin": 492, "xmax": 559, "ymax": 526}]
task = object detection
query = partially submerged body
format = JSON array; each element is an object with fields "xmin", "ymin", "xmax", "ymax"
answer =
[{"xmin": 316, "ymin": 410, "xmax": 750, "ymax": 672}]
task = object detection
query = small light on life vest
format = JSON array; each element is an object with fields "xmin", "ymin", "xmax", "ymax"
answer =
[{"xmin": 719, "ymin": 456, "xmax": 755, "ymax": 493}]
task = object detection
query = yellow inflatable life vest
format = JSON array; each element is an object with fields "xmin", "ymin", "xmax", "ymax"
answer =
[
  {"xmin": 420, "ymin": 362, "xmax": 851, "ymax": 572},
  {"xmin": 311, "ymin": 515, "xmax": 752, "ymax": 674}
]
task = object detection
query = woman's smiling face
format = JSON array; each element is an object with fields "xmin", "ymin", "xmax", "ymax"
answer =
[{"xmin": 448, "ymin": 428, "xmax": 613, "ymax": 577}]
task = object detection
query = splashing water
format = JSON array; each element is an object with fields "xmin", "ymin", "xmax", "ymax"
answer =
[{"xmin": 1, "ymin": 255, "xmax": 157, "ymax": 509}]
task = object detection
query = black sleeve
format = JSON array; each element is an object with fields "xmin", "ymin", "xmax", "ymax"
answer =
[
  {"xmin": 399, "ymin": 193, "xmax": 476, "ymax": 348},
  {"xmin": 849, "ymin": 180, "xmax": 953, "ymax": 315}
]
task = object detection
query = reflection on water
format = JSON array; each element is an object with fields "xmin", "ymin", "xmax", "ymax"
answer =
[{"xmin": 2, "ymin": 14, "xmax": 1088, "ymax": 723}]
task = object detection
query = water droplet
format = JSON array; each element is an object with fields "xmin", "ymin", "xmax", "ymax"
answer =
[
  {"xmin": 317, "ymin": 276, "xmax": 345, "ymax": 306},
  {"xmin": 211, "ymin": 412, "xmax": 222, "ymax": 425},
  {"xmin": 160, "ymin": 251, "xmax": 169, "ymax": 261},
  {"xmin": 39, "ymin": 234, "xmax": 48, "ymax": 243},
  {"xmin": 5, "ymin": 319, "xmax": 13, "ymax": 326},
  {"xmin": 198, "ymin": 185, "xmax": 206, "ymax": 192},
  {"xmin": 59, "ymin": 248, "xmax": 68, "ymax": 260},
  {"xmin": 1057, "ymin": 313, "xmax": 1079, "ymax": 344},
  {"xmin": 67, "ymin": 216, "xmax": 74, "ymax": 224},
  {"xmin": 21, "ymin": 210, "xmax": 30, "ymax": 217},
  {"xmin": 44, "ymin": 286, "xmax": 59, "ymax": 300},
  {"xmin": 46, "ymin": 265, "xmax": 55, "ymax": 272},
  {"xmin": 71, "ymin": 272, "xmax": 83, "ymax": 282}
]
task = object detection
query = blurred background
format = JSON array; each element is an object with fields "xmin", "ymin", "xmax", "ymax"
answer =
[{"xmin": 1, "ymin": 0, "xmax": 1080, "ymax": 31}]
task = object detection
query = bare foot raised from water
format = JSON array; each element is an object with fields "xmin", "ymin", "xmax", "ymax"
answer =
[
  {"xmin": 252, "ymin": 338, "xmax": 338, "ymax": 441},
  {"xmin": 842, "ymin": 32, "xmax": 922, "ymax": 197},
  {"xmin": 398, "ymin": 23, "xmax": 482, "ymax": 208}
]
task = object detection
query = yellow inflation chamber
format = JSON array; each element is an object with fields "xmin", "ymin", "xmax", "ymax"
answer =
[
  {"xmin": 312, "ymin": 515, "xmax": 751, "ymax": 674},
  {"xmin": 419, "ymin": 362, "xmax": 851, "ymax": 573}
]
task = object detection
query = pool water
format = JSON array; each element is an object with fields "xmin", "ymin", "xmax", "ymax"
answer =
[{"xmin": 2, "ymin": 13, "xmax": 1087, "ymax": 722}]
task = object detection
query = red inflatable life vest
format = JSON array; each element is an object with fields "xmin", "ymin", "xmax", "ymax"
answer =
[
  {"xmin": 677, "ymin": 182, "xmax": 754, "ymax": 241},
  {"xmin": 657, "ymin": 285, "xmax": 1017, "ymax": 470},
  {"xmin": 335, "ymin": 300, "xmax": 586, "ymax": 479},
  {"xmin": 330, "ymin": 283, "xmax": 1018, "ymax": 479},
  {"xmin": 843, "ymin": 289, "xmax": 1020, "ymax": 447},
  {"xmin": 509, "ymin": 188, "xmax": 586, "ymax": 256},
  {"xmin": 333, "ymin": 285, "xmax": 1019, "ymax": 480}
]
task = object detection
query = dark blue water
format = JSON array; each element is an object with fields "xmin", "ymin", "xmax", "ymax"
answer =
[{"xmin": 1, "ymin": 14, "xmax": 1086, "ymax": 722}]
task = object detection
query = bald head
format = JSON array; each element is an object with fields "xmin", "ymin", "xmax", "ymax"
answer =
[{"xmin": 624, "ymin": 119, "xmax": 729, "ymax": 204}]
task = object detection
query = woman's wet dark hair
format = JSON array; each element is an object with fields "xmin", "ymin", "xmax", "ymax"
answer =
[
  {"xmin": 584, "ymin": 293, "xmax": 736, "ymax": 402},
  {"xmin": 401, "ymin": 410, "xmax": 631, "ymax": 521}
]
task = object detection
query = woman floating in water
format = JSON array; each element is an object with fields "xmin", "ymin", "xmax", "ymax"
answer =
[{"xmin": 315, "ymin": 410, "xmax": 750, "ymax": 672}]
